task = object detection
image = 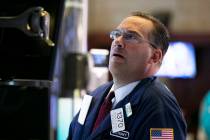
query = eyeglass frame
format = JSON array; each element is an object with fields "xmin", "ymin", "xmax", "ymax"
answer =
[{"xmin": 109, "ymin": 29, "xmax": 157, "ymax": 49}]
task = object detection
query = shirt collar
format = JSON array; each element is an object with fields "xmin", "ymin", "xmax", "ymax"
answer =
[{"xmin": 110, "ymin": 81, "xmax": 140, "ymax": 106}]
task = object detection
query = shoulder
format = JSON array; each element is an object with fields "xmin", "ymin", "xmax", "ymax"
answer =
[
  {"xmin": 140, "ymin": 78, "xmax": 183, "ymax": 116},
  {"xmin": 135, "ymin": 78, "xmax": 187, "ymax": 139},
  {"xmin": 144, "ymin": 78, "xmax": 178, "ymax": 105}
]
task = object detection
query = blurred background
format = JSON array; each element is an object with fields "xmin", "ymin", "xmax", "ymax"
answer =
[{"xmin": 0, "ymin": 0, "xmax": 210, "ymax": 140}]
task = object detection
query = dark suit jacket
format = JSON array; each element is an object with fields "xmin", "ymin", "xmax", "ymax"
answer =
[{"xmin": 67, "ymin": 77, "xmax": 187, "ymax": 140}]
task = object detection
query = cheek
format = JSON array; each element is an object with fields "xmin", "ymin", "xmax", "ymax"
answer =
[{"xmin": 128, "ymin": 48, "xmax": 151, "ymax": 63}]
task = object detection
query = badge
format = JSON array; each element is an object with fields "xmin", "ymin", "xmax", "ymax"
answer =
[
  {"xmin": 110, "ymin": 130, "xmax": 129, "ymax": 139},
  {"xmin": 77, "ymin": 95, "xmax": 93, "ymax": 125},
  {"xmin": 125, "ymin": 102, "xmax": 132, "ymax": 117},
  {"xmin": 110, "ymin": 108, "xmax": 125, "ymax": 133}
]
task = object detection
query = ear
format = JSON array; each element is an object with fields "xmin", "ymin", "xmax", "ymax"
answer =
[{"xmin": 149, "ymin": 48, "xmax": 163, "ymax": 64}]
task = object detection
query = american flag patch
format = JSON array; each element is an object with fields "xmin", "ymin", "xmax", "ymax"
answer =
[{"xmin": 150, "ymin": 128, "xmax": 174, "ymax": 140}]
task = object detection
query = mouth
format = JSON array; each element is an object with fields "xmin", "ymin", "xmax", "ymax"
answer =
[{"xmin": 113, "ymin": 53, "xmax": 124, "ymax": 58}]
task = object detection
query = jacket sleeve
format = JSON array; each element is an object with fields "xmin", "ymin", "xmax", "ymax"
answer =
[{"xmin": 133, "ymin": 105, "xmax": 187, "ymax": 140}]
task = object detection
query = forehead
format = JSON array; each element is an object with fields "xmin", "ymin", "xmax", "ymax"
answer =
[{"xmin": 117, "ymin": 16, "xmax": 154, "ymax": 37}]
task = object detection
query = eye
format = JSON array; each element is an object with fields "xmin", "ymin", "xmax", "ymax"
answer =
[
  {"xmin": 110, "ymin": 30, "xmax": 121, "ymax": 39},
  {"xmin": 123, "ymin": 33, "xmax": 137, "ymax": 40},
  {"xmin": 114, "ymin": 31, "xmax": 121, "ymax": 38}
]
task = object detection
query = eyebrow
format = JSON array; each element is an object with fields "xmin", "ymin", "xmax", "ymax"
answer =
[
  {"xmin": 126, "ymin": 30, "xmax": 144, "ymax": 38},
  {"xmin": 125, "ymin": 29, "xmax": 157, "ymax": 49},
  {"xmin": 114, "ymin": 28, "xmax": 157, "ymax": 48}
]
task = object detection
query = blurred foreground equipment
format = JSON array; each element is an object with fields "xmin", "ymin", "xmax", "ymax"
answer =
[{"xmin": 0, "ymin": 0, "xmax": 64, "ymax": 139}]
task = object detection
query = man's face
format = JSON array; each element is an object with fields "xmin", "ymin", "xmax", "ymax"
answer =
[{"xmin": 108, "ymin": 16, "xmax": 156, "ymax": 81}]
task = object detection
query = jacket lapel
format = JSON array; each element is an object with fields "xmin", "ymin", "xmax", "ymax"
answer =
[
  {"xmin": 90, "ymin": 113, "xmax": 112, "ymax": 139},
  {"xmin": 129, "ymin": 77, "xmax": 155, "ymax": 106},
  {"xmin": 83, "ymin": 82, "xmax": 113, "ymax": 139}
]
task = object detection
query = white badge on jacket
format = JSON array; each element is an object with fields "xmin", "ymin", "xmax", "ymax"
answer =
[
  {"xmin": 110, "ymin": 108, "xmax": 125, "ymax": 133},
  {"xmin": 78, "ymin": 95, "xmax": 93, "ymax": 125},
  {"xmin": 125, "ymin": 102, "xmax": 132, "ymax": 117}
]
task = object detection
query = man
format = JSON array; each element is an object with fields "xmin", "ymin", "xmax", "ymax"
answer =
[{"xmin": 67, "ymin": 11, "xmax": 187, "ymax": 140}]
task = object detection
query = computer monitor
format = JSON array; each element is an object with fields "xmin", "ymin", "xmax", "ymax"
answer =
[
  {"xmin": 89, "ymin": 49, "xmax": 109, "ymax": 67},
  {"xmin": 156, "ymin": 41, "xmax": 197, "ymax": 78}
]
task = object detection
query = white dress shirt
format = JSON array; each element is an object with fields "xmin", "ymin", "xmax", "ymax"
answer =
[{"xmin": 109, "ymin": 81, "xmax": 140, "ymax": 107}]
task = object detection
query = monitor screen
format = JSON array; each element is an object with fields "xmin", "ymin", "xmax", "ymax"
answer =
[
  {"xmin": 89, "ymin": 49, "xmax": 109, "ymax": 67},
  {"xmin": 156, "ymin": 41, "xmax": 197, "ymax": 78}
]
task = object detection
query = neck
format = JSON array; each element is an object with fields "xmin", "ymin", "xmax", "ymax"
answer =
[
  {"xmin": 111, "ymin": 65, "xmax": 160, "ymax": 89},
  {"xmin": 112, "ymin": 71, "xmax": 158, "ymax": 90},
  {"xmin": 113, "ymin": 80, "xmax": 126, "ymax": 90},
  {"xmin": 112, "ymin": 78, "xmax": 139, "ymax": 90}
]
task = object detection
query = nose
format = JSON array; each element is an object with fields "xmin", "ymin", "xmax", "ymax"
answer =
[{"xmin": 113, "ymin": 36, "xmax": 124, "ymax": 48}]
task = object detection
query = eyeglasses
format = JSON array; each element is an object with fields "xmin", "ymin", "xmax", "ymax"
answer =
[{"xmin": 110, "ymin": 29, "xmax": 157, "ymax": 49}]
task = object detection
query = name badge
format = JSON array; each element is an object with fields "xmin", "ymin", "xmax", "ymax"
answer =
[
  {"xmin": 125, "ymin": 102, "xmax": 132, "ymax": 117},
  {"xmin": 78, "ymin": 95, "xmax": 92, "ymax": 125},
  {"xmin": 110, "ymin": 108, "xmax": 125, "ymax": 133}
]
